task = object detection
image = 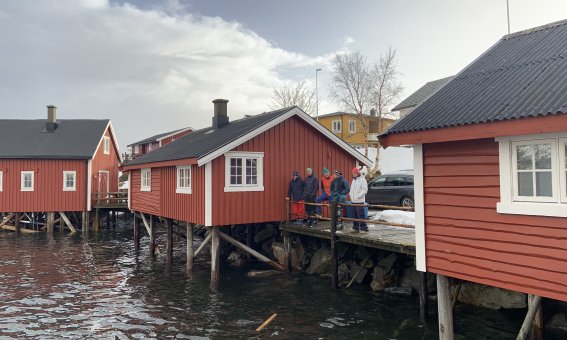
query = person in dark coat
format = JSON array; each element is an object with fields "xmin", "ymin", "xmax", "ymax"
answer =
[
  {"xmin": 303, "ymin": 167, "xmax": 319, "ymax": 226},
  {"xmin": 330, "ymin": 170, "xmax": 350, "ymax": 230},
  {"xmin": 286, "ymin": 171, "xmax": 305, "ymax": 224}
]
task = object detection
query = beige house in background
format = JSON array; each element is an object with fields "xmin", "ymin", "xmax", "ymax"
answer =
[{"xmin": 318, "ymin": 112, "xmax": 396, "ymax": 148}]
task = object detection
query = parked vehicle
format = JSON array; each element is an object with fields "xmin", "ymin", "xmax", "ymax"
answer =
[{"xmin": 366, "ymin": 170, "xmax": 414, "ymax": 207}]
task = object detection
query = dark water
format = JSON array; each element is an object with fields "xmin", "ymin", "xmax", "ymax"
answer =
[{"xmin": 0, "ymin": 223, "xmax": 523, "ymax": 339}]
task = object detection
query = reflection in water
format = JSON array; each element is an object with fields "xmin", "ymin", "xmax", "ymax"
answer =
[{"xmin": 0, "ymin": 224, "xmax": 521, "ymax": 339}]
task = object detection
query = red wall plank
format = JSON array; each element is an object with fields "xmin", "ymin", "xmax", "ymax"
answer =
[{"xmin": 91, "ymin": 126, "xmax": 120, "ymax": 201}]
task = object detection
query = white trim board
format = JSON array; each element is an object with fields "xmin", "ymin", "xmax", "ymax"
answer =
[
  {"xmin": 156, "ymin": 127, "xmax": 194, "ymax": 142},
  {"xmin": 204, "ymin": 162, "xmax": 212, "ymax": 226},
  {"xmin": 92, "ymin": 121, "xmax": 123, "ymax": 163},
  {"xmin": 197, "ymin": 107, "xmax": 372, "ymax": 167},
  {"xmin": 413, "ymin": 144, "xmax": 426, "ymax": 272}
]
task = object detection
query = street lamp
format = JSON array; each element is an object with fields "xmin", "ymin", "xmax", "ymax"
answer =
[{"xmin": 316, "ymin": 68, "xmax": 322, "ymax": 121}]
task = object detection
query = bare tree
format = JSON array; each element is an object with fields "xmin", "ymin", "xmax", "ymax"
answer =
[
  {"xmin": 269, "ymin": 81, "xmax": 316, "ymax": 116},
  {"xmin": 328, "ymin": 51, "xmax": 373, "ymax": 157}
]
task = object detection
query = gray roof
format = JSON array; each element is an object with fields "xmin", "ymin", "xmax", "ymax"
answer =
[
  {"xmin": 128, "ymin": 127, "xmax": 193, "ymax": 147},
  {"xmin": 0, "ymin": 119, "xmax": 110, "ymax": 159},
  {"xmin": 125, "ymin": 107, "xmax": 295, "ymax": 166},
  {"xmin": 384, "ymin": 19, "xmax": 567, "ymax": 136},
  {"xmin": 391, "ymin": 76, "xmax": 453, "ymax": 111}
]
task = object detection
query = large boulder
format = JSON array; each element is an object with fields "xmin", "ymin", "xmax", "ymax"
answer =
[
  {"xmin": 457, "ymin": 283, "xmax": 526, "ymax": 310},
  {"xmin": 338, "ymin": 263, "xmax": 350, "ymax": 284},
  {"xmin": 349, "ymin": 261, "xmax": 368, "ymax": 284},
  {"xmin": 547, "ymin": 313, "xmax": 567, "ymax": 339},
  {"xmin": 370, "ymin": 253, "xmax": 398, "ymax": 291},
  {"xmin": 227, "ymin": 250, "xmax": 247, "ymax": 268},
  {"xmin": 306, "ymin": 247, "xmax": 332, "ymax": 275},
  {"xmin": 272, "ymin": 242, "xmax": 285, "ymax": 265}
]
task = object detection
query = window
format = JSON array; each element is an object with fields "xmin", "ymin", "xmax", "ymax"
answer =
[
  {"xmin": 224, "ymin": 152, "xmax": 264, "ymax": 192},
  {"xmin": 497, "ymin": 133, "xmax": 567, "ymax": 217},
  {"xmin": 141, "ymin": 168, "xmax": 151, "ymax": 192},
  {"xmin": 21, "ymin": 171, "xmax": 34, "ymax": 191},
  {"xmin": 349, "ymin": 120, "xmax": 356, "ymax": 133},
  {"xmin": 133, "ymin": 145, "xmax": 140, "ymax": 154},
  {"xmin": 385, "ymin": 176, "xmax": 406, "ymax": 187},
  {"xmin": 103, "ymin": 136, "xmax": 110, "ymax": 154},
  {"xmin": 0, "ymin": 171, "xmax": 3, "ymax": 192},
  {"xmin": 370, "ymin": 176, "xmax": 386, "ymax": 187},
  {"xmin": 332, "ymin": 120, "xmax": 342, "ymax": 133},
  {"xmin": 176, "ymin": 166, "xmax": 192, "ymax": 194},
  {"xmin": 63, "ymin": 171, "xmax": 76, "ymax": 191}
]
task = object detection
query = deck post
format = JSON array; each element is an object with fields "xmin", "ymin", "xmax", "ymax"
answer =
[
  {"xmin": 187, "ymin": 223, "xmax": 194, "ymax": 272},
  {"xmin": 15, "ymin": 213, "xmax": 21, "ymax": 234},
  {"xmin": 437, "ymin": 274, "xmax": 454, "ymax": 340},
  {"xmin": 210, "ymin": 227, "xmax": 220, "ymax": 287},
  {"xmin": 59, "ymin": 213, "xmax": 64, "ymax": 233},
  {"xmin": 133, "ymin": 213, "xmax": 140, "ymax": 252},
  {"xmin": 517, "ymin": 295, "xmax": 542, "ymax": 340},
  {"xmin": 82, "ymin": 211, "xmax": 89, "ymax": 233},
  {"xmin": 419, "ymin": 271, "xmax": 429, "ymax": 322},
  {"xmin": 94, "ymin": 208, "xmax": 100, "ymax": 231},
  {"xmin": 528, "ymin": 294, "xmax": 543, "ymax": 340},
  {"xmin": 149, "ymin": 215, "xmax": 156, "ymax": 257},
  {"xmin": 46, "ymin": 212, "xmax": 55, "ymax": 234},
  {"xmin": 166, "ymin": 218, "xmax": 173, "ymax": 264},
  {"xmin": 330, "ymin": 200, "xmax": 339, "ymax": 289},
  {"xmin": 283, "ymin": 231, "xmax": 291, "ymax": 272}
]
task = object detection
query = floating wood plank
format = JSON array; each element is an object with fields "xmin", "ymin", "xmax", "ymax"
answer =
[
  {"xmin": 256, "ymin": 313, "xmax": 277, "ymax": 332},
  {"xmin": 218, "ymin": 230, "xmax": 284, "ymax": 271},
  {"xmin": 0, "ymin": 225, "xmax": 39, "ymax": 234},
  {"xmin": 59, "ymin": 212, "xmax": 77, "ymax": 233}
]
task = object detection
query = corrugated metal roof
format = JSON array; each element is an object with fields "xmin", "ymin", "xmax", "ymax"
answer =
[
  {"xmin": 124, "ymin": 107, "xmax": 295, "ymax": 166},
  {"xmin": 391, "ymin": 76, "xmax": 453, "ymax": 111},
  {"xmin": 0, "ymin": 119, "xmax": 110, "ymax": 159},
  {"xmin": 127, "ymin": 126, "xmax": 193, "ymax": 147},
  {"xmin": 384, "ymin": 19, "xmax": 567, "ymax": 136}
]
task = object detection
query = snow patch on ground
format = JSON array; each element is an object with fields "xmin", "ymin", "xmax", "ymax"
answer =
[
  {"xmin": 372, "ymin": 210, "xmax": 415, "ymax": 226},
  {"xmin": 356, "ymin": 146, "xmax": 413, "ymax": 174}
]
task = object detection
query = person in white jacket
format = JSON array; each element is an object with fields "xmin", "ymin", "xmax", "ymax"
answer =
[{"xmin": 349, "ymin": 167, "xmax": 368, "ymax": 233}]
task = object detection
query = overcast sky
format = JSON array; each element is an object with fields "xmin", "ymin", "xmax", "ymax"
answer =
[{"xmin": 1, "ymin": 0, "xmax": 567, "ymax": 150}]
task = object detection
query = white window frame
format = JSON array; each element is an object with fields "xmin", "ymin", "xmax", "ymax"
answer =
[
  {"xmin": 332, "ymin": 120, "xmax": 342, "ymax": 133},
  {"xmin": 497, "ymin": 132, "xmax": 567, "ymax": 217},
  {"xmin": 224, "ymin": 151, "xmax": 264, "ymax": 192},
  {"xmin": 141, "ymin": 168, "xmax": 151, "ymax": 192},
  {"xmin": 176, "ymin": 166, "xmax": 192, "ymax": 194},
  {"xmin": 0, "ymin": 171, "xmax": 3, "ymax": 192},
  {"xmin": 63, "ymin": 171, "xmax": 77, "ymax": 191},
  {"xmin": 349, "ymin": 120, "xmax": 356, "ymax": 133},
  {"xmin": 103, "ymin": 136, "xmax": 110, "ymax": 154},
  {"xmin": 21, "ymin": 171, "xmax": 34, "ymax": 192}
]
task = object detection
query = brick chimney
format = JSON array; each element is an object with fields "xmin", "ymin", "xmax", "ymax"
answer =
[
  {"xmin": 46, "ymin": 105, "xmax": 58, "ymax": 132},
  {"xmin": 212, "ymin": 99, "xmax": 229, "ymax": 129}
]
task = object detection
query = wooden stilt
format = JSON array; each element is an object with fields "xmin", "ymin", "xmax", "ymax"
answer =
[
  {"xmin": 437, "ymin": 274, "xmax": 454, "ymax": 340},
  {"xmin": 187, "ymin": 223, "xmax": 194, "ymax": 272},
  {"xmin": 133, "ymin": 213, "xmax": 140, "ymax": 252},
  {"xmin": 218, "ymin": 230, "xmax": 284, "ymax": 271},
  {"xmin": 15, "ymin": 213, "xmax": 21, "ymax": 234},
  {"xmin": 94, "ymin": 208, "xmax": 100, "ymax": 231},
  {"xmin": 246, "ymin": 224, "xmax": 254, "ymax": 261},
  {"xmin": 59, "ymin": 213, "xmax": 64, "ymax": 233},
  {"xmin": 211, "ymin": 227, "xmax": 220, "ymax": 287},
  {"xmin": 59, "ymin": 212, "xmax": 77, "ymax": 233},
  {"xmin": 517, "ymin": 295, "xmax": 542, "ymax": 340},
  {"xmin": 166, "ymin": 218, "xmax": 173, "ymax": 264},
  {"xmin": 528, "ymin": 294, "xmax": 543, "ymax": 340},
  {"xmin": 194, "ymin": 233, "xmax": 212, "ymax": 258},
  {"xmin": 82, "ymin": 211, "xmax": 89, "ymax": 233},
  {"xmin": 47, "ymin": 212, "xmax": 55, "ymax": 234},
  {"xmin": 330, "ymin": 200, "xmax": 339, "ymax": 289},
  {"xmin": 419, "ymin": 271, "xmax": 429, "ymax": 323},
  {"xmin": 283, "ymin": 231, "xmax": 291, "ymax": 272},
  {"xmin": 149, "ymin": 215, "xmax": 156, "ymax": 257},
  {"xmin": 452, "ymin": 282, "xmax": 462, "ymax": 309},
  {"xmin": 105, "ymin": 211, "xmax": 110, "ymax": 229}
]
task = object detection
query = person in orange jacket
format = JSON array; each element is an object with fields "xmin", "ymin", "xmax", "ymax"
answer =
[{"xmin": 315, "ymin": 167, "xmax": 333, "ymax": 216}]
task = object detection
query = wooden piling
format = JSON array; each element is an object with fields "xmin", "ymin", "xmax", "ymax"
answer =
[
  {"xmin": 187, "ymin": 223, "xmax": 194, "ymax": 272},
  {"xmin": 283, "ymin": 231, "xmax": 291, "ymax": 272},
  {"xmin": 246, "ymin": 224, "xmax": 254, "ymax": 261},
  {"xmin": 166, "ymin": 218, "xmax": 173, "ymax": 264},
  {"xmin": 419, "ymin": 271, "xmax": 429, "ymax": 323},
  {"xmin": 517, "ymin": 295, "xmax": 542, "ymax": 340},
  {"xmin": 437, "ymin": 274, "xmax": 454, "ymax": 340},
  {"xmin": 82, "ymin": 211, "xmax": 89, "ymax": 233},
  {"xmin": 330, "ymin": 200, "xmax": 339, "ymax": 289},
  {"xmin": 149, "ymin": 215, "xmax": 156, "ymax": 257},
  {"xmin": 211, "ymin": 227, "xmax": 220, "ymax": 287},
  {"xmin": 528, "ymin": 294, "xmax": 543, "ymax": 340},
  {"xmin": 47, "ymin": 212, "xmax": 55, "ymax": 234},
  {"xmin": 133, "ymin": 214, "xmax": 140, "ymax": 252},
  {"xmin": 94, "ymin": 208, "xmax": 100, "ymax": 231},
  {"xmin": 105, "ymin": 211, "xmax": 110, "ymax": 229},
  {"xmin": 15, "ymin": 213, "xmax": 21, "ymax": 234}
]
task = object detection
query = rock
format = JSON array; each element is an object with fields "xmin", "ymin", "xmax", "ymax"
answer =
[
  {"xmin": 547, "ymin": 313, "xmax": 567, "ymax": 339},
  {"xmin": 254, "ymin": 225, "xmax": 278, "ymax": 243},
  {"xmin": 349, "ymin": 262, "xmax": 368, "ymax": 284},
  {"xmin": 457, "ymin": 283, "xmax": 527, "ymax": 310},
  {"xmin": 272, "ymin": 242, "xmax": 285, "ymax": 265},
  {"xmin": 384, "ymin": 286, "xmax": 413, "ymax": 296},
  {"xmin": 370, "ymin": 254, "xmax": 399, "ymax": 291},
  {"xmin": 399, "ymin": 266, "xmax": 420, "ymax": 292},
  {"xmin": 227, "ymin": 250, "xmax": 247, "ymax": 268},
  {"xmin": 338, "ymin": 263, "xmax": 350, "ymax": 284},
  {"xmin": 261, "ymin": 238, "xmax": 275, "ymax": 256},
  {"xmin": 306, "ymin": 247, "xmax": 332, "ymax": 275},
  {"xmin": 290, "ymin": 241, "xmax": 305, "ymax": 270},
  {"xmin": 378, "ymin": 253, "xmax": 397, "ymax": 272}
]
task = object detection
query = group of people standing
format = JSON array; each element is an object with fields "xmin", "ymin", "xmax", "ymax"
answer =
[{"xmin": 286, "ymin": 166, "xmax": 369, "ymax": 233}]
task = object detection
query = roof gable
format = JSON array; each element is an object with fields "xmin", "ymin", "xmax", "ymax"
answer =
[
  {"xmin": 391, "ymin": 76, "xmax": 453, "ymax": 111},
  {"xmin": 0, "ymin": 119, "xmax": 111, "ymax": 159},
  {"xmin": 384, "ymin": 19, "xmax": 567, "ymax": 137},
  {"xmin": 128, "ymin": 126, "xmax": 193, "ymax": 147}
]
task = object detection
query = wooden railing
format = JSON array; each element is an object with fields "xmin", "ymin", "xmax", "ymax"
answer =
[{"xmin": 92, "ymin": 192, "xmax": 128, "ymax": 208}]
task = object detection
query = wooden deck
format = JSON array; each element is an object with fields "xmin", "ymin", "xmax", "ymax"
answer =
[{"xmin": 280, "ymin": 220, "xmax": 416, "ymax": 255}]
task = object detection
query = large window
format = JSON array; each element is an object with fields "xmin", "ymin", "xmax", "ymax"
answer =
[
  {"xmin": 103, "ymin": 136, "xmax": 110, "ymax": 154},
  {"xmin": 349, "ymin": 120, "xmax": 356, "ymax": 133},
  {"xmin": 21, "ymin": 171, "xmax": 34, "ymax": 191},
  {"xmin": 498, "ymin": 133, "xmax": 567, "ymax": 217},
  {"xmin": 332, "ymin": 120, "xmax": 342, "ymax": 133},
  {"xmin": 63, "ymin": 171, "xmax": 76, "ymax": 191},
  {"xmin": 224, "ymin": 152, "xmax": 264, "ymax": 192},
  {"xmin": 141, "ymin": 168, "xmax": 151, "ymax": 192},
  {"xmin": 176, "ymin": 166, "xmax": 192, "ymax": 194}
]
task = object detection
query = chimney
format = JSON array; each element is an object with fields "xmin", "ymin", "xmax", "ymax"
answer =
[
  {"xmin": 212, "ymin": 99, "xmax": 229, "ymax": 129},
  {"xmin": 46, "ymin": 105, "xmax": 58, "ymax": 132}
]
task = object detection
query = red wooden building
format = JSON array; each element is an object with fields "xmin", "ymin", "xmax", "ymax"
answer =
[
  {"xmin": 380, "ymin": 19, "xmax": 567, "ymax": 336},
  {"xmin": 128, "ymin": 126, "xmax": 193, "ymax": 159},
  {"xmin": 122, "ymin": 99, "xmax": 371, "ymax": 227},
  {"xmin": 0, "ymin": 106, "xmax": 121, "ymax": 231}
]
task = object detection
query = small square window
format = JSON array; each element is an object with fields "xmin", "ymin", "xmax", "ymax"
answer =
[
  {"xmin": 349, "ymin": 120, "xmax": 356, "ymax": 133},
  {"xmin": 176, "ymin": 166, "xmax": 192, "ymax": 194},
  {"xmin": 63, "ymin": 171, "xmax": 76, "ymax": 191},
  {"xmin": 103, "ymin": 136, "xmax": 110, "ymax": 154},
  {"xmin": 21, "ymin": 171, "xmax": 34, "ymax": 191},
  {"xmin": 332, "ymin": 120, "xmax": 342, "ymax": 133},
  {"xmin": 141, "ymin": 168, "xmax": 151, "ymax": 192}
]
